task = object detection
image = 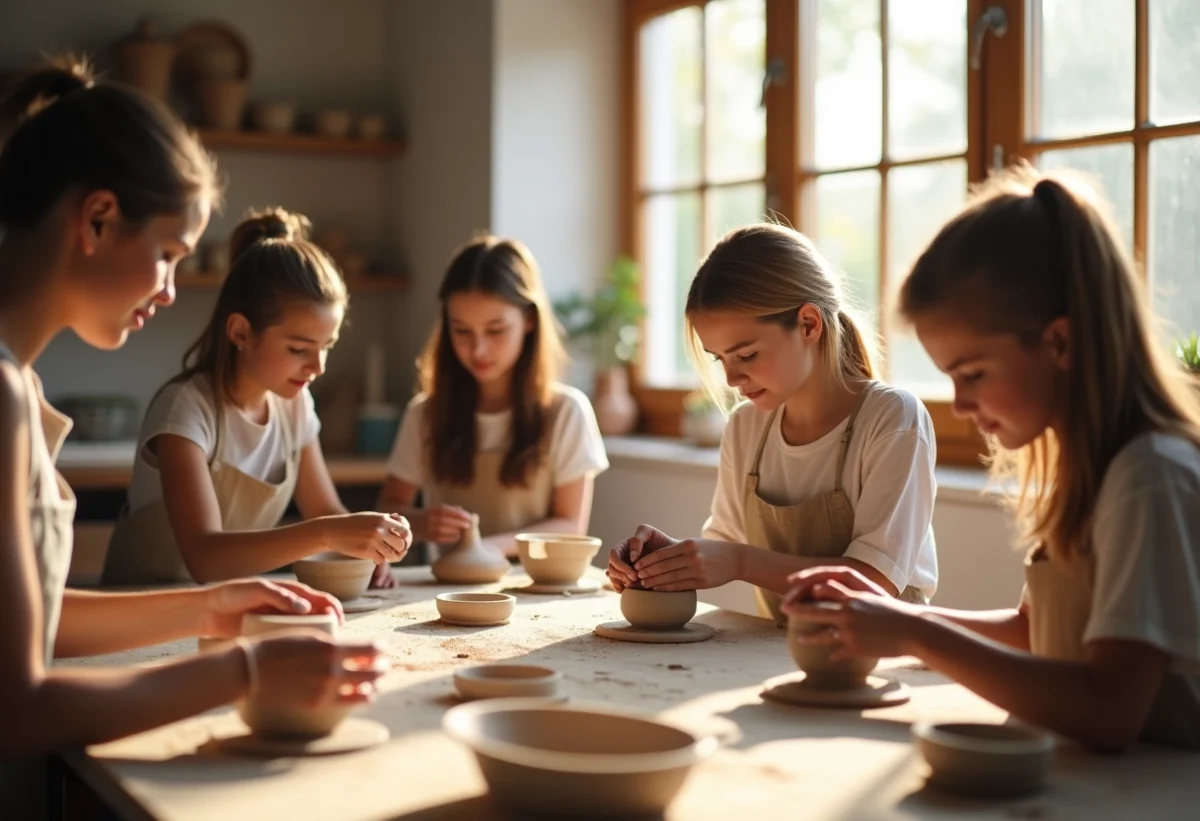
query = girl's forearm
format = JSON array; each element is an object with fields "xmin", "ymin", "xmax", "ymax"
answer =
[
  {"xmin": 181, "ymin": 520, "xmax": 329, "ymax": 583},
  {"xmin": 55, "ymin": 588, "xmax": 209, "ymax": 657},
  {"xmin": 736, "ymin": 544, "xmax": 896, "ymax": 595}
]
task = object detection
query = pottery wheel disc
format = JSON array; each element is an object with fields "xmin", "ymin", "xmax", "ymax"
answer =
[
  {"xmin": 341, "ymin": 597, "xmax": 385, "ymax": 614},
  {"xmin": 761, "ymin": 673, "xmax": 910, "ymax": 709},
  {"xmin": 593, "ymin": 620, "xmax": 715, "ymax": 644},
  {"xmin": 216, "ymin": 717, "xmax": 389, "ymax": 757},
  {"xmin": 440, "ymin": 617, "xmax": 510, "ymax": 627},
  {"xmin": 520, "ymin": 579, "xmax": 601, "ymax": 595}
]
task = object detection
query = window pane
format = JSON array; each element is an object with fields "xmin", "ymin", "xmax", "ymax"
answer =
[
  {"xmin": 706, "ymin": 0, "xmax": 766, "ymax": 182},
  {"xmin": 887, "ymin": 0, "xmax": 967, "ymax": 161},
  {"xmin": 809, "ymin": 0, "xmax": 881, "ymax": 170},
  {"xmin": 885, "ymin": 160, "xmax": 967, "ymax": 398},
  {"xmin": 806, "ymin": 170, "xmax": 881, "ymax": 321},
  {"xmin": 643, "ymin": 192, "xmax": 702, "ymax": 386},
  {"xmin": 707, "ymin": 183, "xmax": 766, "ymax": 250},
  {"xmin": 1034, "ymin": 0, "xmax": 1134, "ymax": 139},
  {"xmin": 1038, "ymin": 143, "xmax": 1134, "ymax": 253},
  {"xmin": 1151, "ymin": 0, "xmax": 1200, "ymax": 125},
  {"xmin": 1149, "ymin": 136, "xmax": 1200, "ymax": 344},
  {"xmin": 640, "ymin": 8, "xmax": 702, "ymax": 190}
]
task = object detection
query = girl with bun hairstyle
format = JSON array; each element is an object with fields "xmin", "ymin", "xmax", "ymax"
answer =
[
  {"xmin": 103, "ymin": 207, "xmax": 411, "ymax": 588},
  {"xmin": 0, "ymin": 58, "xmax": 384, "ymax": 801}
]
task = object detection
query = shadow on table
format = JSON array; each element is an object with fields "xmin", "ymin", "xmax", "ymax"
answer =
[
  {"xmin": 383, "ymin": 795, "xmax": 665, "ymax": 821},
  {"xmin": 713, "ymin": 700, "xmax": 914, "ymax": 749}
]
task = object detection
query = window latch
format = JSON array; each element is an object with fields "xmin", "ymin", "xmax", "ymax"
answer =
[
  {"xmin": 970, "ymin": 5, "xmax": 1009, "ymax": 71},
  {"xmin": 760, "ymin": 56, "xmax": 785, "ymax": 108}
]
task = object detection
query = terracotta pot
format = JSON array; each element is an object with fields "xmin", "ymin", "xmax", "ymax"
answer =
[
  {"xmin": 431, "ymin": 515, "xmax": 510, "ymax": 584},
  {"xmin": 196, "ymin": 78, "xmax": 247, "ymax": 131},
  {"xmin": 357, "ymin": 113, "xmax": 387, "ymax": 140},
  {"xmin": 593, "ymin": 366, "xmax": 637, "ymax": 436},
  {"xmin": 112, "ymin": 17, "xmax": 174, "ymax": 100}
]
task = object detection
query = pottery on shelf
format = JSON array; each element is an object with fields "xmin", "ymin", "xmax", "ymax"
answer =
[
  {"xmin": 516, "ymin": 533, "xmax": 602, "ymax": 585},
  {"xmin": 315, "ymin": 108, "xmax": 353, "ymax": 139},
  {"xmin": 436, "ymin": 592, "xmax": 515, "ymax": 626},
  {"xmin": 292, "ymin": 552, "xmax": 373, "ymax": 601},
  {"xmin": 787, "ymin": 605, "xmax": 878, "ymax": 689},
  {"xmin": 112, "ymin": 17, "xmax": 174, "ymax": 100},
  {"xmin": 454, "ymin": 665, "xmax": 563, "ymax": 701},
  {"xmin": 620, "ymin": 588, "xmax": 697, "ymax": 630},
  {"xmin": 912, "ymin": 721, "xmax": 1055, "ymax": 797},
  {"xmin": 357, "ymin": 112, "xmax": 387, "ymax": 140},
  {"xmin": 236, "ymin": 613, "xmax": 351, "ymax": 739},
  {"xmin": 432, "ymin": 514, "xmax": 509, "ymax": 584},
  {"xmin": 593, "ymin": 366, "xmax": 637, "ymax": 436},
  {"xmin": 252, "ymin": 101, "xmax": 296, "ymax": 133},
  {"xmin": 196, "ymin": 78, "xmax": 247, "ymax": 131},
  {"xmin": 443, "ymin": 699, "xmax": 716, "ymax": 817}
]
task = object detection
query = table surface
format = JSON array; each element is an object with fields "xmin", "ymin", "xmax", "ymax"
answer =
[{"xmin": 58, "ymin": 567, "xmax": 1200, "ymax": 821}]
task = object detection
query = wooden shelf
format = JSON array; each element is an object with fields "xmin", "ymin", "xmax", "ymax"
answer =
[
  {"xmin": 195, "ymin": 128, "xmax": 406, "ymax": 158},
  {"xmin": 176, "ymin": 272, "xmax": 410, "ymax": 292}
]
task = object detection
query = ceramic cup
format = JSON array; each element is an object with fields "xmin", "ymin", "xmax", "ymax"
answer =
[
  {"xmin": 292, "ymin": 552, "xmax": 374, "ymax": 601},
  {"xmin": 516, "ymin": 533, "xmax": 603, "ymax": 585},
  {"xmin": 620, "ymin": 589, "xmax": 697, "ymax": 630},
  {"xmin": 236, "ymin": 612, "xmax": 351, "ymax": 738},
  {"xmin": 787, "ymin": 604, "xmax": 878, "ymax": 689}
]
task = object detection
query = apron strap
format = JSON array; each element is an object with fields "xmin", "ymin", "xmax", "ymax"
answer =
[
  {"xmin": 748, "ymin": 407, "xmax": 779, "ymax": 479},
  {"xmin": 832, "ymin": 383, "xmax": 874, "ymax": 493}
]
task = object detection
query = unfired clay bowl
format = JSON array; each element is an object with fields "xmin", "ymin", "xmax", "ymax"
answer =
[
  {"xmin": 454, "ymin": 665, "xmax": 564, "ymax": 701},
  {"xmin": 787, "ymin": 605, "xmax": 878, "ymax": 688},
  {"xmin": 436, "ymin": 592, "xmax": 516, "ymax": 625},
  {"xmin": 913, "ymin": 721, "xmax": 1054, "ymax": 797},
  {"xmin": 443, "ymin": 699, "xmax": 716, "ymax": 816},
  {"xmin": 516, "ymin": 533, "xmax": 603, "ymax": 585},
  {"xmin": 237, "ymin": 612, "xmax": 351, "ymax": 739},
  {"xmin": 293, "ymin": 552, "xmax": 374, "ymax": 601},
  {"xmin": 620, "ymin": 589, "xmax": 697, "ymax": 630}
]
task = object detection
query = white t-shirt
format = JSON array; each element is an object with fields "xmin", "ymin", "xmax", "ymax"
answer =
[
  {"xmin": 1084, "ymin": 432, "xmax": 1200, "ymax": 675},
  {"xmin": 127, "ymin": 374, "xmax": 321, "ymax": 513},
  {"xmin": 386, "ymin": 383, "xmax": 609, "ymax": 489},
  {"xmin": 702, "ymin": 382, "xmax": 939, "ymax": 600}
]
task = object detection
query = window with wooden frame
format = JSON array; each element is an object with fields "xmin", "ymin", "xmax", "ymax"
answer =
[{"xmin": 624, "ymin": 0, "xmax": 1200, "ymax": 465}]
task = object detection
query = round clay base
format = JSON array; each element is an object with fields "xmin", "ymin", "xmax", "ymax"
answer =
[
  {"xmin": 593, "ymin": 620, "xmax": 715, "ymax": 644},
  {"xmin": 761, "ymin": 673, "xmax": 910, "ymax": 709},
  {"xmin": 341, "ymin": 597, "xmax": 385, "ymax": 614},
  {"xmin": 216, "ymin": 717, "xmax": 389, "ymax": 757},
  {"xmin": 518, "ymin": 579, "xmax": 601, "ymax": 595},
  {"xmin": 440, "ymin": 617, "xmax": 510, "ymax": 627}
]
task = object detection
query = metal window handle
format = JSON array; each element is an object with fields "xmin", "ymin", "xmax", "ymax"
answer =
[
  {"xmin": 760, "ymin": 56, "xmax": 785, "ymax": 108},
  {"xmin": 970, "ymin": 5, "xmax": 1009, "ymax": 70}
]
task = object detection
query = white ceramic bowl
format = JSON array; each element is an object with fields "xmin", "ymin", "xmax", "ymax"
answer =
[
  {"xmin": 444, "ymin": 699, "xmax": 716, "ymax": 816},
  {"xmin": 293, "ymin": 552, "xmax": 374, "ymax": 601},
  {"xmin": 913, "ymin": 721, "xmax": 1055, "ymax": 797},
  {"xmin": 454, "ymin": 665, "xmax": 564, "ymax": 701},
  {"xmin": 516, "ymin": 533, "xmax": 602, "ymax": 585},
  {"xmin": 436, "ymin": 592, "xmax": 516, "ymax": 625}
]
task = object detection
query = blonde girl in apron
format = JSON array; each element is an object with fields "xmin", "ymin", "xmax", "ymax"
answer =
[
  {"xmin": 786, "ymin": 166, "xmax": 1200, "ymax": 752},
  {"xmin": 0, "ymin": 59, "xmax": 383, "ymax": 815},
  {"xmin": 608, "ymin": 224, "xmax": 938, "ymax": 623},
  {"xmin": 102, "ymin": 208, "xmax": 411, "ymax": 588},
  {"xmin": 378, "ymin": 237, "xmax": 607, "ymax": 557}
]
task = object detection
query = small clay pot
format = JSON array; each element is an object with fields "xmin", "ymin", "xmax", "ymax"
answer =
[
  {"xmin": 315, "ymin": 108, "xmax": 353, "ymax": 139},
  {"xmin": 436, "ymin": 592, "xmax": 515, "ymax": 625},
  {"xmin": 516, "ymin": 533, "xmax": 602, "ymax": 585},
  {"xmin": 252, "ymin": 101, "xmax": 296, "ymax": 133},
  {"xmin": 432, "ymin": 515, "xmax": 509, "ymax": 584},
  {"xmin": 112, "ymin": 17, "xmax": 174, "ymax": 100},
  {"xmin": 292, "ymin": 552, "xmax": 374, "ymax": 601},
  {"xmin": 236, "ymin": 613, "xmax": 351, "ymax": 738},
  {"xmin": 912, "ymin": 721, "xmax": 1054, "ymax": 797},
  {"xmin": 454, "ymin": 665, "xmax": 563, "ymax": 701},
  {"xmin": 620, "ymin": 589, "xmax": 696, "ymax": 630},
  {"xmin": 196, "ymin": 78, "xmax": 247, "ymax": 131},
  {"xmin": 787, "ymin": 606, "xmax": 878, "ymax": 689},
  {"xmin": 357, "ymin": 112, "xmax": 386, "ymax": 140}
]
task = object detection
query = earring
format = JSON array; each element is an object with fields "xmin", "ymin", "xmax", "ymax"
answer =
[{"xmin": 235, "ymin": 345, "xmax": 243, "ymax": 352}]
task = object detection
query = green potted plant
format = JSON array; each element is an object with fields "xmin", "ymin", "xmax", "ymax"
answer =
[
  {"xmin": 554, "ymin": 256, "xmax": 646, "ymax": 435},
  {"xmin": 681, "ymin": 390, "xmax": 727, "ymax": 447},
  {"xmin": 1178, "ymin": 332, "xmax": 1200, "ymax": 376}
]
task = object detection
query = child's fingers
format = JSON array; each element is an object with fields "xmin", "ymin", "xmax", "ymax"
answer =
[
  {"xmin": 644, "ymin": 568, "xmax": 697, "ymax": 589},
  {"xmin": 634, "ymin": 543, "xmax": 685, "ymax": 569},
  {"xmin": 638, "ymin": 554, "xmax": 692, "ymax": 580}
]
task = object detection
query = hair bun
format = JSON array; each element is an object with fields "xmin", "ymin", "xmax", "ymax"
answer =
[
  {"xmin": 0, "ymin": 55, "xmax": 94, "ymax": 131},
  {"xmin": 228, "ymin": 206, "xmax": 313, "ymax": 262}
]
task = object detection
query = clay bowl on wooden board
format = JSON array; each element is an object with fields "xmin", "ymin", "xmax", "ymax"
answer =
[
  {"xmin": 236, "ymin": 613, "xmax": 352, "ymax": 739},
  {"xmin": 620, "ymin": 588, "xmax": 697, "ymax": 630},
  {"xmin": 787, "ymin": 603, "xmax": 878, "ymax": 689},
  {"xmin": 436, "ymin": 592, "xmax": 516, "ymax": 625},
  {"xmin": 454, "ymin": 665, "xmax": 564, "ymax": 701},
  {"xmin": 444, "ymin": 699, "xmax": 717, "ymax": 816},
  {"xmin": 293, "ymin": 552, "xmax": 374, "ymax": 602},
  {"xmin": 516, "ymin": 533, "xmax": 603, "ymax": 585},
  {"xmin": 913, "ymin": 722, "xmax": 1054, "ymax": 798}
]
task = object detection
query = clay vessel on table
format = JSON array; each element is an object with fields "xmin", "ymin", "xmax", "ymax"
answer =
[
  {"xmin": 237, "ymin": 613, "xmax": 352, "ymax": 739},
  {"xmin": 454, "ymin": 665, "xmax": 563, "ymax": 701},
  {"xmin": 443, "ymin": 699, "xmax": 716, "ymax": 816},
  {"xmin": 293, "ymin": 551, "xmax": 373, "ymax": 601},
  {"xmin": 432, "ymin": 514, "xmax": 509, "ymax": 584},
  {"xmin": 912, "ymin": 721, "xmax": 1054, "ymax": 797},
  {"xmin": 436, "ymin": 592, "xmax": 515, "ymax": 625},
  {"xmin": 620, "ymin": 588, "xmax": 697, "ymax": 630},
  {"xmin": 516, "ymin": 532, "xmax": 602, "ymax": 585},
  {"xmin": 787, "ymin": 605, "xmax": 878, "ymax": 689}
]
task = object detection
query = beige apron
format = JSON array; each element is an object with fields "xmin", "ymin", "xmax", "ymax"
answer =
[
  {"xmin": 102, "ymin": 397, "xmax": 300, "ymax": 584},
  {"xmin": 743, "ymin": 384, "xmax": 927, "ymax": 625},
  {"xmin": 1025, "ymin": 546, "xmax": 1200, "ymax": 748}
]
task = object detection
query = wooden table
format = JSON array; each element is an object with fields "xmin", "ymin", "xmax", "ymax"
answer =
[{"xmin": 58, "ymin": 568, "xmax": 1200, "ymax": 820}]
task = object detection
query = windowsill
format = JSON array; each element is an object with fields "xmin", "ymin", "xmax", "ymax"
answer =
[{"xmin": 603, "ymin": 435, "xmax": 1005, "ymax": 505}]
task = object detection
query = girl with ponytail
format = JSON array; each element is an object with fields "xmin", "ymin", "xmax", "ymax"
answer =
[
  {"xmin": 103, "ymin": 207, "xmax": 411, "ymax": 588},
  {"xmin": 784, "ymin": 163, "xmax": 1200, "ymax": 751},
  {"xmin": 607, "ymin": 223, "xmax": 938, "ymax": 624}
]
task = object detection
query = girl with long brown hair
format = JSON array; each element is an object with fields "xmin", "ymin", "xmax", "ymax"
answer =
[
  {"xmin": 607, "ymin": 223, "xmax": 938, "ymax": 624},
  {"xmin": 378, "ymin": 236, "xmax": 607, "ymax": 555},
  {"xmin": 785, "ymin": 164, "xmax": 1200, "ymax": 751}
]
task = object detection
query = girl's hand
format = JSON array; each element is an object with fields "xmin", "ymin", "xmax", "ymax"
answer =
[
  {"xmin": 414, "ymin": 504, "xmax": 474, "ymax": 544},
  {"xmin": 370, "ymin": 561, "xmax": 397, "ymax": 589},
  {"xmin": 249, "ymin": 633, "xmax": 387, "ymax": 707},
  {"xmin": 200, "ymin": 579, "xmax": 344, "ymax": 639},
  {"xmin": 633, "ymin": 537, "xmax": 741, "ymax": 591},
  {"xmin": 320, "ymin": 512, "xmax": 412, "ymax": 563},
  {"xmin": 782, "ymin": 568, "xmax": 925, "ymax": 661},
  {"xmin": 607, "ymin": 524, "xmax": 679, "ymax": 592}
]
